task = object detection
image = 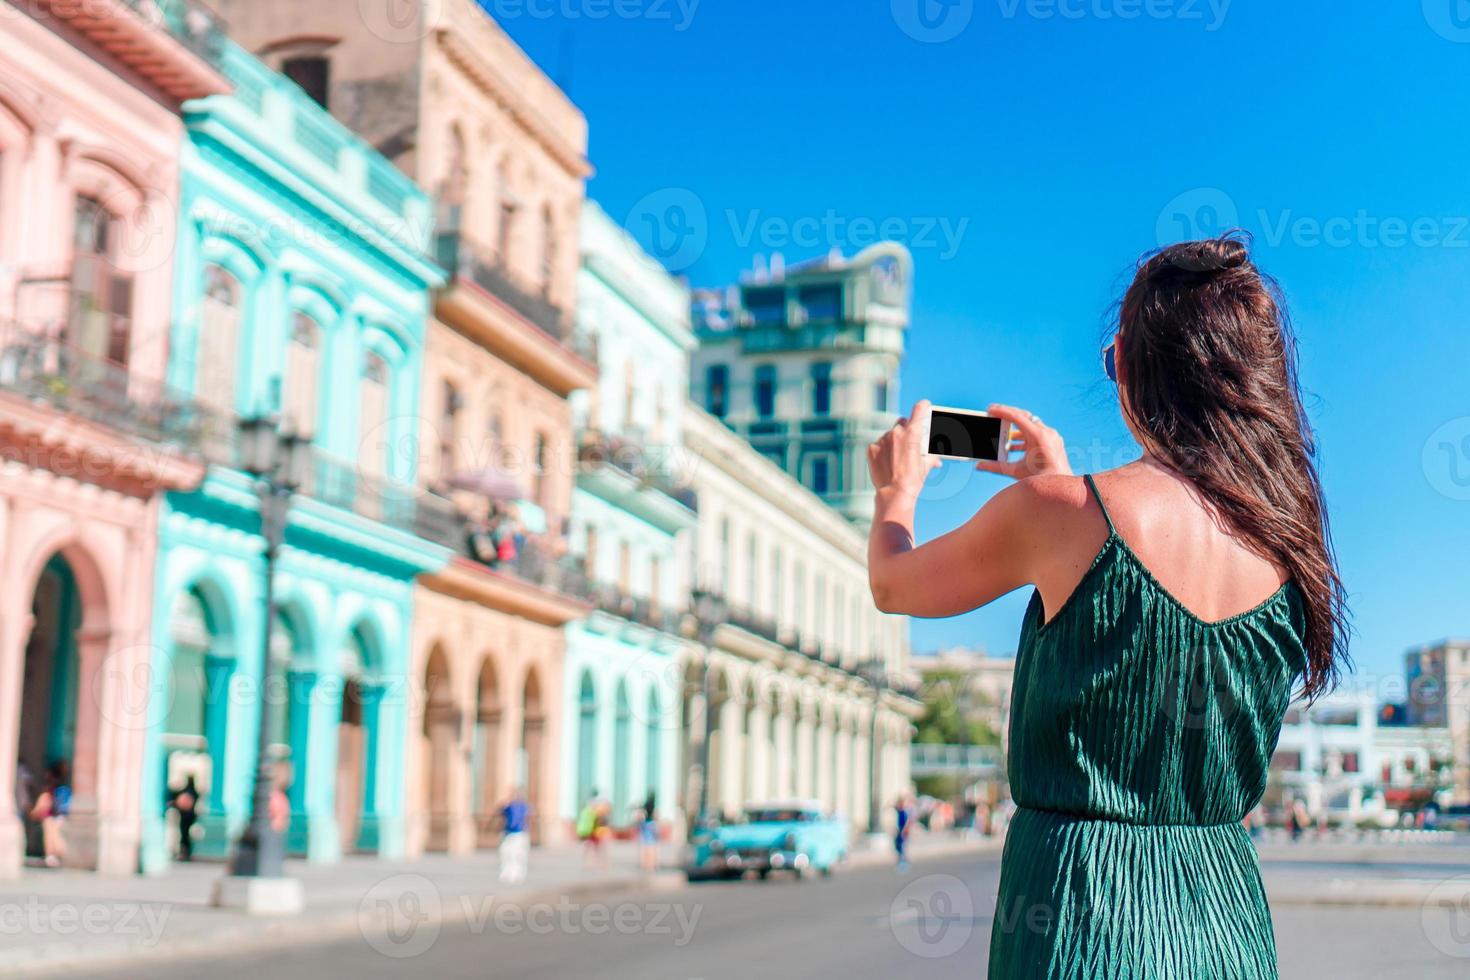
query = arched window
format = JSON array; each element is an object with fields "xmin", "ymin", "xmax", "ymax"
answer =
[
  {"xmin": 496, "ymin": 159, "xmax": 516, "ymax": 264},
  {"xmin": 359, "ymin": 351, "xmax": 390, "ymax": 479},
  {"xmin": 197, "ymin": 265, "xmax": 241, "ymax": 413},
  {"xmin": 69, "ymin": 196, "xmax": 132, "ymax": 366},
  {"xmin": 283, "ymin": 312, "xmax": 322, "ymax": 436},
  {"xmin": 439, "ymin": 380, "xmax": 461, "ymax": 480},
  {"xmin": 540, "ymin": 204, "xmax": 556, "ymax": 298}
]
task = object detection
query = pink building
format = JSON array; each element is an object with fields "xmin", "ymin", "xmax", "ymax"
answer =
[{"xmin": 0, "ymin": 1, "xmax": 227, "ymax": 875}]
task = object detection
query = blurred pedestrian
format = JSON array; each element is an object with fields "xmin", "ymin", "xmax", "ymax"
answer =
[
  {"xmin": 499, "ymin": 786, "xmax": 531, "ymax": 884},
  {"xmin": 894, "ymin": 795, "xmax": 913, "ymax": 872},
  {"xmin": 169, "ymin": 775, "xmax": 200, "ymax": 862},
  {"xmin": 577, "ymin": 790, "xmax": 605, "ymax": 869},
  {"xmin": 269, "ymin": 775, "xmax": 291, "ymax": 836},
  {"xmin": 31, "ymin": 761, "xmax": 69, "ymax": 868},
  {"xmin": 637, "ymin": 791, "xmax": 659, "ymax": 873}
]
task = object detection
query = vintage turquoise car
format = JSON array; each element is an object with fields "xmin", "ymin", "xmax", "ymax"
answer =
[{"xmin": 688, "ymin": 799, "xmax": 849, "ymax": 881}]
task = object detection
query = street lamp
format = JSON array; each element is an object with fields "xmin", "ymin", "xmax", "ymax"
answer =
[
  {"xmin": 690, "ymin": 587, "xmax": 728, "ymax": 838},
  {"xmin": 855, "ymin": 658, "xmax": 888, "ymax": 838},
  {"xmin": 212, "ymin": 415, "xmax": 311, "ymax": 914}
]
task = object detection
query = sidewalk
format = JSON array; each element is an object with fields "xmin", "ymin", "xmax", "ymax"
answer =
[
  {"xmin": 0, "ymin": 834, "xmax": 993, "ymax": 975},
  {"xmin": 0, "ymin": 842, "xmax": 678, "ymax": 976}
]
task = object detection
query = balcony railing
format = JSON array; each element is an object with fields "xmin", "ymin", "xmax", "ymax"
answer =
[
  {"xmin": 434, "ymin": 226, "xmax": 597, "ymax": 364},
  {"xmin": 576, "ymin": 429, "xmax": 698, "ymax": 512},
  {"xmin": 0, "ymin": 321, "xmax": 205, "ymax": 452},
  {"xmin": 585, "ymin": 583, "xmax": 687, "ymax": 634}
]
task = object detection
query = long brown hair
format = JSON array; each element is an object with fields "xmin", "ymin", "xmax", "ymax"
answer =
[{"xmin": 1117, "ymin": 233, "xmax": 1348, "ymax": 698}]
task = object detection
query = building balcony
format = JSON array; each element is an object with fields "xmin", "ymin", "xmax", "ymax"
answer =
[
  {"xmin": 414, "ymin": 500, "xmax": 595, "ymax": 606},
  {"xmin": 0, "ymin": 320, "xmax": 207, "ymax": 492},
  {"xmin": 32, "ymin": 0, "xmax": 231, "ymax": 102},
  {"xmin": 583, "ymin": 582, "xmax": 688, "ymax": 635},
  {"xmin": 576, "ymin": 429, "xmax": 698, "ymax": 515},
  {"xmin": 433, "ymin": 225, "xmax": 597, "ymax": 397}
]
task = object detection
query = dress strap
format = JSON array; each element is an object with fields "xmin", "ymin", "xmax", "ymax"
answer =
[{"xmin": 1083, "ymin": 474, "xmax": 1118, "ymax": 535}]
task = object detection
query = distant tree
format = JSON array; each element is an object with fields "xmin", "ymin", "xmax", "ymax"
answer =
[{"xmin": 914, "ymin": 669, "xmax": 1000, "ymax": 747}]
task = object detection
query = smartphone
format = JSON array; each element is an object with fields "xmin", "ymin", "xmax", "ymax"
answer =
[{"xmin": 925, "ymin": 405, "xmax": 1011, "ymax": 462}]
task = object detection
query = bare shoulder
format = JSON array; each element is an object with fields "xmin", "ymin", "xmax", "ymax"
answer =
[
  {"xmin": 987, "ymin": 474, "xmax": 1099, "ymax": 544},
  {"xmin": 1008, "ymin": 473, "xmax": 1094, "ymax": 518}
]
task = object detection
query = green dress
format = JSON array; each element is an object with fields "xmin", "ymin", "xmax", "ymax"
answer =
[{"xmin": 989, "ymin": 475, "xmax": 1305, "ymax": 979}]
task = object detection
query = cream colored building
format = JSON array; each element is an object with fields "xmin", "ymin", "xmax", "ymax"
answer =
[
  {"xmin": 215, "ymin": 0, "xmax": 598, "ymax": 849},
  {"xmin": 912, "ymin": 647, "xmax": 1018, "ymax": 750},
  {"xmin": 681, "ymin": 407, "xmax": 918, "ymax": 832},
  {"xmin": 1406, "ymin": 639, "xmax": 1470, "ymax": 804}
]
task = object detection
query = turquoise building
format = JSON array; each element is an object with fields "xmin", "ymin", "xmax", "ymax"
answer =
[
  {"xmin": 559, "ymin": 203, "xmax": 697, "ymax": 830},
  {"xmin": 140, "ymin": 43, "xmax": 447, "ymax": 873}
]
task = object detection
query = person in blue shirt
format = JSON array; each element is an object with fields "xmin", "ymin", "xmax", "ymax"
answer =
[
  {"xmin": 499, "ymin": 787, "xmax": 532, "ymax": 884},
  {"xmin": 894, "ymin": 794, "xmax": 913, "ymax": 872}
]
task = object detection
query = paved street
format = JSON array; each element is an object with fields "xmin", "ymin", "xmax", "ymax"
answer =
[{"xmin": 58, "ymin": 849, "xmax": 1470, "ymax": 979}]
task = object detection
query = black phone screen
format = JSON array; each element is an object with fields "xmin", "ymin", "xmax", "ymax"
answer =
[{"xmin": 928, "ymin": 410, "xmax": 1005, "ymax": 461}]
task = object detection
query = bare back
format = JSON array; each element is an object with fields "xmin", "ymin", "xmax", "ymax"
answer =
[{"xmin": 1032, "ymin": 460, "xmax": 1291, "ymax": 628}]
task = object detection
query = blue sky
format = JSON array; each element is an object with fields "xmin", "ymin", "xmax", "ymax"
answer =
[{"xmin": 493, "ymin": 0, "xmax": 1470, "ymax": 683}]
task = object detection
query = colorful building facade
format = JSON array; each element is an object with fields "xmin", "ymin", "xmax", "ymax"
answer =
[
  {"xmin": 559, "ymin": 203, "xmax": 698, "ymax": 832},
  {"xmin": 690, "ymin": 244, "xmax": 911, "ymax": 526},
  {"xmin": 140, "ymin": 41, "xmax": 445, "ymax": 873},
  {"xmin": 0, "ymin": 0, "xmax": 227, "ymax": 876},
  {"xmin": 682, "ymin": 405, "xmax": 919, "ymax": 831},
  {"xmin": 210, "ymin": 0, "xmax": 599, "ymax": 850}
]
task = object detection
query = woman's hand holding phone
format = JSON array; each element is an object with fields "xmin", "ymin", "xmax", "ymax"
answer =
[
  {"xmin": 868, "ymin": 399, "xmax": 940, "ymax": 501},
  {"xmin": 977, "ymin": 404, "xmax": 1073, "ymax": 480}
]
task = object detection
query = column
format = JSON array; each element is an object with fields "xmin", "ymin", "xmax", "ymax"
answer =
[
  {"xmin": 747, "ymin": 699, "xmax": 770, "ymax": 804},
  {"xmin": 852, "ymin": 716, "xmax": 871, "ymax": 832},
  {"xmin": 717, "ymin": 693, "xmax": 743, "ymax": 816},
  {"xmin": 773, "ymin": 707, "xmax": 794, "ymax": 798},
  {"xmin": 833, "ymin": 722, "xmax": 852, "ymax": 824},
  {"xmin": 816, "ymin": 715, "xmax": 835, "ymax": 811}
]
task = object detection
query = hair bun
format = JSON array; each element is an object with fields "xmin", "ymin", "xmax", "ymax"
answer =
[{"xmin": 1163, "ymin": 238, "xmax": 1249, "ymax": 275}]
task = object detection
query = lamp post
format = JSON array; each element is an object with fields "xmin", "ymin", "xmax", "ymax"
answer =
[
  {"xmin": 690, "ymin": 587, "xmax": 728, "ymax": 838},
  {"xmin": 211, "ymin": 415, "xmax": 311, "ymax": 915},
  {"xmin": 855, "ymin": 658, "xmax": 888, "ymax": 838}
]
